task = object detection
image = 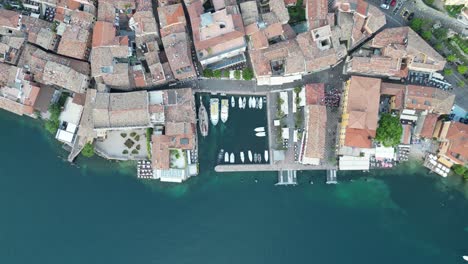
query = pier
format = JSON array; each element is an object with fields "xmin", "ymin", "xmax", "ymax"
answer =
[
  {"xmin": 214, "ymin": 163, "xmax": 336, "ymax": 172},
  {"xmin": 326, "ymin": 169, "xmax": 338, "ymax": 184},
  {"xmin": 275, "ymin": 170, "xmax": 297, "ymax": 186}
]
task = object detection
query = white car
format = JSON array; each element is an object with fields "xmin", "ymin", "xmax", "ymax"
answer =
[{"xmin": 380, "ymin": 4, "xmax": 390, "ymax": 9}]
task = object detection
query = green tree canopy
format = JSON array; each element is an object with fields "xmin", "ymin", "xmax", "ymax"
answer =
[
  {"xmin": 81, "ymin": 142, "xmax": 95, "ymax": 158},
  {"xmin": 433, "ymin": 28, "xmax": 448, "ymax": 39},
  {"xmin": 375, "ymin": 114, "xmax": 403, "ymax": 147},
  {"xmin": 452, "ymin": 164, "xmax": 468, "ymax": 179},
  {"xmin": 422, "ymin": 30, "xmax": 432, "ymax": 40},
  {"xmin": 44, "ymin": 103, "xmax": 61, "ymax": 134},
  {"xmin": 242, "ymin": 68, "xmax": 254, "ymax": 80},
  {"xmin": 410, "ymin": 18, "xmax": 424, "ymax": 32},
  {"xmin": 444, "ymin": 68, "xmax": 453, "ymax": 75},
  {"xmin": 234, "ymin": 70, "xmax": 241, "ymax": 80},
  {"xmin": 213, "ymin": 69, "xmax": 221, "ymax": 78},
  {"xmin": 447, "ymin": 54, "xmax": 457, "ymax": 62},
  {"xmin": 457, "ymin": 65, "xmax": 468, "ymax": 74},
  {"xmin": 203, "ymin": 69, "xmax": 213, "ymax": 78}
]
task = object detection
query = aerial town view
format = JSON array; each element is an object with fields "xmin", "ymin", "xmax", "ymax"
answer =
[{"xmin": 0, "ymin": 0, "xmax": 467, "ymax": 263}]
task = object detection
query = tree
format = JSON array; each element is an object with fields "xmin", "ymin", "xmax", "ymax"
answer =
[
  {"xmin": 213, "ymin": 69, "xmax": 221, "ymax": 78},
  {"xmin": 81, "ymin": 142, "xmax": 95, "ymax": 158},
  {"xmin": 457, "ymin": 65, "xmax": 468, "ymax": 74},
  {"xmin": 433, "ymin": 28, "xmax": 448, "ymax": 39},
  {"xmin": 294, "ymin": 86, "xmax": 302, "ymax": 94},
  {"xmin": 452, "ymin": 164, "xmax": 468, "ymax": 180},
  {"xmin": 375, "ymin": 114, "xmax": 403, "ymax": 147},
  {"xmin": 203, "ymin": 69, "xmax": 213, "ymax": 78},
  {"xmin": 435, "ymin": 43, "xmax": 443, "ymax": 51},
  {"xmin": 447, "ymin": 54, "xmax": 457, "ymax": 62},
  {"xmin": 410, "ymin": 18, "xmax": 424, "ymax": 32},
  {"xmin": 234, "ymin": 70, "xmax": 241, "ymax": 80},
  {"xmin": 444, "ymin": 68, "xmax": 453, "ymax": 75},
  {"xmin": 242, "ymin": 68, "xmax": 254, "ymax": 80},
  {"xmin": 223, "ymin": 70, "xmax": 230, "ymax": 78},
  {"xmin": 44, "ymin": 104, "xmax": 61, "ymax": 134},
  {"xmin": 422, "ymin": 30, "xmax": 432, "ymax": 40}
]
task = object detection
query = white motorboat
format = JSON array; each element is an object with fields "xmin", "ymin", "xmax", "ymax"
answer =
[
  {"xmin": 231, "ymin": 96, "xmax": 235, "ymax": 108},
  {"xmin": 254, "ymin": 153, "xmax": 258, "ymax": 163},
  {"xmin": 255, "ymin": 97, "xmax": 259, "ymax": 108},
  {"xmin": 255, "ymin": 132, "xmax": 266, "ymax": 137},
  {"xmin": 463, "ymin": 256, "xmax": 468, "ymax": 262},
  {"xmin": 221, "ymin": 99, "xmax": 229, "ymax": 123},
  {"xmin": 230, "ymin": 153, "xmax": 235, "ymax": 163},
  {"xmin": 240, "ymin": 152, "xmax": 245, "ymax": 163},
  {"xmin": 254, "ymin": 127, "xmax": 265, "ymax": 132},
  {"xmin": 257, "ymin": 153, "xmax": 262, "ymax": 162},
  {"xmin": 238, "ymin": 97, "xmax": 243, "ymax": 109},
  {"xmin": 248, "ymin": 151, "xmax": 253, "ymax": 162},
  {"xmin": 264, "ymin": 150, "xmax": 269, "ymax": 162},
  {"xmin": 259, "ymin": 97, "xmax": 263, "ymax": 109},
  {"xmin": 210, "ymin": 98, "xmax": 219, "ymax": 126},
  {"xmin": 248, "ymin": 97, "xmax": 252, "ymax": 108},
  {"xmin": 224, "ymin": 152, "xmax": 229, "ymax": 163},
  {"xmin": 242, "ymin": 97, "xmax": 246, "ymax": 108}
]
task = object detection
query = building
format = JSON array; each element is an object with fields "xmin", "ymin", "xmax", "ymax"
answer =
[
  {"xmin": 345, "ymin": 27, "xmax": 446, "ymax": 78},
  {"xmin": 56, "ymin": 95, "xmax": 84, "ymax": 144},
  {"xmin": 301, "ymin": 104, "xmax": 327, "ymax": 165},
  {"xmin": 404, "ymin": 85, "xmax": 455, "ymax": 114},
  {"xmin": 186, "ymin": 0, "xmax": 247, "ymax": 70},
  {"xmin": 158, "ymin": 3, "xmax": 197, "ymax": 80},
  {"xmin": 0, "ymin": 63, "xmax": 40, "ymax": 117},
  {"xmin": 339, "ymin": 76, "xmax": 381, "ymax": 155},
  {"xmin": 0, "ymin": 9, "xmax": 22, "ymax": 35},
  {"xmin": 436, "ymin": 121, "xmax": 468, "ymax": 165},
  {"xmin": 418, "ymin": 113, "xmax": 439, "ymax": 139},
  {"xmin": 380, "ymin": 82, "xmax": 405, "ymax": 111}
]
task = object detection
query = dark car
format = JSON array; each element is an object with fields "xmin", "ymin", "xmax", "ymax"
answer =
[
  {"xmin": 407, "ymin": 13, "xmax": 415, "ymax": 20},
  {"xmin": 390, "ymin": 0, "xmax": 397, "ymax": 6}
]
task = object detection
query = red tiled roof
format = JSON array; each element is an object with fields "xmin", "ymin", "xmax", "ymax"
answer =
[
  {"xmin": 305, "ymin": 83, "xmax": 325, "ymax": 105},
  {"xmin": 420, "ymin": 113, "xmax": 438, "ymax": 139},
  {"xmin": 92, "ymin": 21, "xmax": 117, "ymax": 47}
]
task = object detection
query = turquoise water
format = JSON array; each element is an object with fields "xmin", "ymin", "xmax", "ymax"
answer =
[{"xmin": 0, "ymin": 110, "xmax": 468, "ymax": 264}]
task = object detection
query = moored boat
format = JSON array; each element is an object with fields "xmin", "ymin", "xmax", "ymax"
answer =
[
  {"xmin": 255, "ymin": 97, "xmax": 259, "ymax": 108},
  {"xmin": 464, "ymin": 256, "xmax": 468, "ymax": 262},
  {"xmin": 230, "ymin": 153, "xmax": 235, "ymax": 163},
  {"xmin": 231, "ymin": 96, "xmax": 235, "ymax": 108},
  {"xmin": 198, "ymin": 97, "xmax": 209, "ymax": 137},
  {"xmin": 259, "ymin": 97, "xmax": 263, "ymax": 109},
  {"xmin": 221, "ymin": 99, "xmax": 229, "ymax": 123},
  {"xmin": 248, "ymin": 151, "xmax": 253, "ymax": 162},
  {"xmin": 257, "ymin": 153, "xmax": 262, "ymax": 162},
  {"xmin": 224, "ymin": 152, "xmax": 229, "ymax": 163},
  {"xmin": 238, "ymin": 97, "xmax": 243, "ymax": 109},
  {"xmin": 240, "ymin": 152, "xmax": 245, "ymax": 163},
  {"xmin": 255, "ymin": 132, "xmax": 266, "ymax": 137},
  {"xmin": 254, "ymin": 153, "xmax": 258, "ymax": 163},
  {"xmin": 264, "ymin": 150, "xmax": 269, "ymax": 162},
  {"xmin": 242, "ymin": 97, "xmax": 246, "ymax": 108},
  {"xmin": 254, "ymin": 127, "xmax": 265, "ymax": 132},
  {"xmin": 210, "ymin": 98, "xmax": 219, "ymax": 126}
]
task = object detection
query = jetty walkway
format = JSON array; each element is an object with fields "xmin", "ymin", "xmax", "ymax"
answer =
[{"xmin": 214, "ymin": 163, "xmax": 336, "ymax": 172}]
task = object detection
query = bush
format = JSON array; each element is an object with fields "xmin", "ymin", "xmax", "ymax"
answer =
[
  {"xmin": 435, "ymin": 43, "xmax": 443, "ymax": 51},
  {"xmin": 457, "ymin": 65, "xmax": 468, "ymax": 74},
  {"xmin": 433, "ymin": 28, "xmax": 448, "ymax": 40},
  {"xmin": 203, "ymin": 69, "xmax": 213, "ymax": 78},
  {"xmin": 124, "ymin": 138, "xmax": 135, "ymax": 149},
  {"xmin": 120, "ymin": 133, "xmax": 127, "ymax": 138},
  {"xmin": 213, "ymin": 70, "xmax": 222, "ymax": 78},
  {"xmin": 131, "ymin": 149, "xmax": 139, "ymax": 154},
  {"xmin": 458, "ymin": 80, "xmax": 465, "ymax": 87},
  {"xmin": 146, "ymin": 128, "xmax": 153, "ymax": 158},
  {"xmin": 223, "ymin": 70, "xmax": 230, "ymax": 78},
  {"xmin": 242, "ymin": 68, "xmax": 254, "ymax": 80},
  {"xmin": 44, "ymin": 103, "xmax": 61, "ymax": 134},
  {"xmin": 136, "ymin": 144, "xmax": 141, "ymax": 150},
  {"xmin": 422, "ymin": 30, "xmax": 432, "ymax": 40},
  {"xmin": 444, "ymin": 68, "xmax": 453, "ymax": 75},
  {"xmin": 447, "ymin": 54, "xmax": 457, "ymax": 62},
  {"xmin": 452, "ymin": 164, "xmax": 468, "ymax": 179},
  {"xmin": 135, "ymin": 135, "xmax": 140, "ymax": 141},
  {"xmin": 234, "ymin": 70, "xmax": 241, "ymax": 80},
  {"xmin": 375, "ymin": 114, "xmax": 403, "ymax": 147},
  {"xmin": 130, "ymin": 132, "xmax": 137, "ymax": 137},
  {"xmin": 410, "ymin": 18, "xmax": 424, "ymax": 32},
  {"xmin": 81, "ymin": 142, "xmax": 95, "ymax": 157},
  {"xmin": 122, "ymin": 150, "xmax": 128, "ymax": 154}
]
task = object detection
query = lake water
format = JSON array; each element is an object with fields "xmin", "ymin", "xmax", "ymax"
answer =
[{"xmin": 0, "ymin": 110, "xmax": 467, "ymax": 264}]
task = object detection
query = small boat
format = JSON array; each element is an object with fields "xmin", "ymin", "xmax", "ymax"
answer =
[
  {"xmin": 259, "ymin": 97, "xmax": 263, "ymax": 109},
  {"xmin": 231, "ymin": 96, "xmax": 235, "ymax": 108},
  {"xmin": 221, "ymin": 99, "xmax": 229, "ymax": 123},
  {"xmin": 255, "ymin": 97, "xmax": 259, "ymax": 108},
  {"xmin": 255, "ymin": 132, "xmax": 266, "ymax": 137},
  {"xmin": 242, "ymin": 97, "xmax": 246, "ymax": 108},
  {"xmin": 198, "ymin": 96, "xmax": 209, "ymax": 137},
  {"xmin": 224, "ymin": 152, "xmax": 229, "ymax": 163},
  {"xmin": 264, "ymin": 150, "xmax": 269, "ymax": 162},
  {"xmin": 254, "ymin": 127, "xmax": 265, "ymax": 132},
  {"xmin": 257, "ymin": 153, "xmax": 262, "ymax": 162},
  {"xmin": 217, "ymin": 149, "xmax": 225, "ymax": 163},
  {"xmin": 464, "ymin": 256, "xmax": 468, "ymax": 262},
  {"xmin": 254, "ymin": 153, "xmax": 258, "ymax": 163},
  {"xmin": 210, "ymin": 98, "xmax": 219, "ymax": 126},
  {"xmin": 240, "ymin": 152, "xmax": 245, "ymax": 163},
  {"xmin": 248, "ymin": 97, "xmax": 252, "ymax": 108},
  {"xmin": 230, "ymin": 153, "xmax": 235, "ymax": 163},
  {"xmin": 248, "ymin": 150, "xmax": 253, "ymax": 162},
  {"xmin": 238, "ymin": 97, "xmax": 243, "ymax": 109}
]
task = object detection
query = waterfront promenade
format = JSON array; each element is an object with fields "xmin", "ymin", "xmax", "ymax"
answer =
[{"xmin": 214, "ymin": 163, "xmax": 336, "ymax": 172}]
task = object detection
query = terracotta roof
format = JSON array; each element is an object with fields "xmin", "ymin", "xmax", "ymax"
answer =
[
  {"xmin": 445, "ymin": 122, "xmax": 468, "ymax": 163},
  {"xmin": 405, "ymin": 85, "xmax": 455, "ymax": 114},
  {"xmin": 304, "ymin": 104, "xmax": 327, "ymax": 160},
  {"xmin": 401, "ymin": 124, "xmax": 412, "ymax": 145},
  {"xmin": 306, "ymin": 0, "xmax": 328, "ymax": 29},
  {"xmin": 92, "ymin": 21, "xmax": 118, "ymax": 47},
  {"xmin": 380, "ymin": 82, "xmax": 405, "ymax": 110},
  {"xmin": 344, "ymin": 76, "xmax": 381, "ymax": 148},
  {"xmin": 57, "ymin": 24, "xmax": 90, "ymax": 60},
  {"xmin": 0, "ymin": 9, "xmax": 20, "ymax": 29},
  {"xmin": 420, "ymin": 113, "xmax": 438, "ymax": 139},
  {"xmin": 158, "ymin": 4, "xmax": 186, "ymax": 30},
  {"xmin": 305, "ymin": 83, "xmax": 325, "ymax": 105}
]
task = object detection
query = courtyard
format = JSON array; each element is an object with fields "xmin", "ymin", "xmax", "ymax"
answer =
[{"xmin": 95, "ymin": 129, "xmax": 149, "ymax": 160}]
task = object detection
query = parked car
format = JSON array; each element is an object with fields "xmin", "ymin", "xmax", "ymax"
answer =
[
  {"xmin": 380, "ymin": 4, "xmax": 390, "ymax": 9},
  {"xmin": 390, "ymin": 0, "xmax": 397, "ymax": 6}
]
